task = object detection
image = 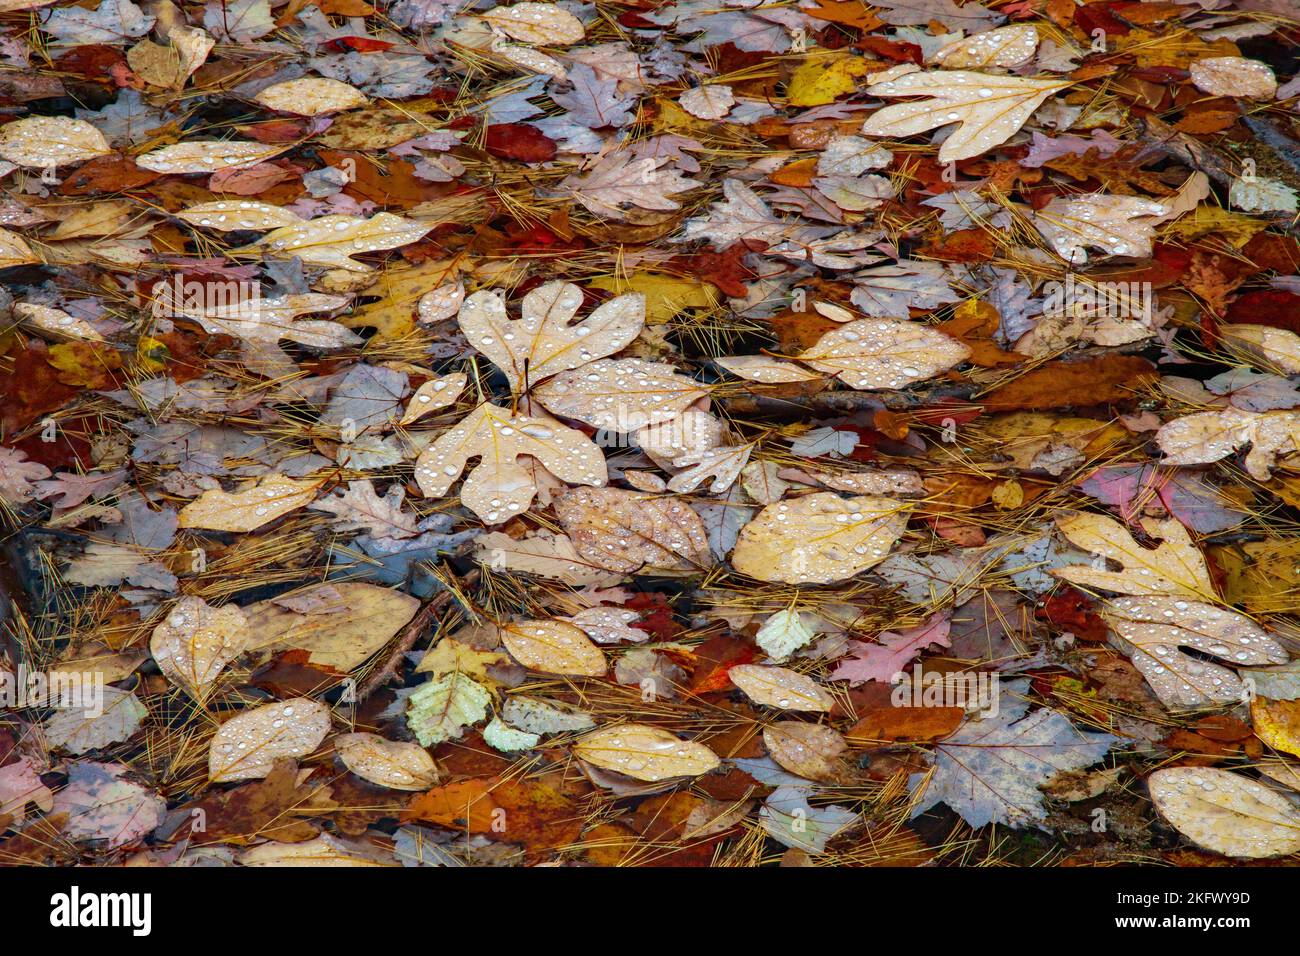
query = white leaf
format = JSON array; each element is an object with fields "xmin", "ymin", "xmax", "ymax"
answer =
[
  {"xmin": 798, "ymin": 317, "xmax": 970, "ymax": 390},
  {"xmin": 414, "ymin": 402, "xmax": 607, "ymax": 524},
  {"xmin": 458, "ymin": 280, "xmax": 644, "ymax": 390},
  {"xmin": 483, "ymin": 2, "xmax": 585, "ymax": 45},
  {"xmin": 1033, "ymin": 193, "xmax": 1169, "ymax": 266},
  {"xmin": 135, "ymin": 140, "xmax": 286, "ymax": 174},
  {"xmin": 679, "ymin": 85, "xmax": 735, "ymax": 119},
  {"xmin": 860, "ymin": 70, "xmax": 1069, "ymax": 163}
]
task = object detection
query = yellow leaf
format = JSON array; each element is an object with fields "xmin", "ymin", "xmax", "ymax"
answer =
[
  {"xmin": 588, "ymin": 272, "xmax": 717, "ymax": 325},
  {"xmin": 787, "ymin": 54, "xmax": 874, "ymax": 107},
  {"xmin": 178, "ymin": 473, "xmax": 318, "ymax": 532},
  {"xmin": 499, "ymin": 619, "xmax": 606, "ymax": 676},
  {"xmin": 574, "ymin": 723, "xmax": 719, "ymax": 781},
  {"xmin": 1252, "ymin": 697, "xmax": 1300, "ymax": 759}
]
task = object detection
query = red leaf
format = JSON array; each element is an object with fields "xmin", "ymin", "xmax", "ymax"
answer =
[{"xmin": 484, "ymin": 123, "xmax": 557, "ymax": 163}]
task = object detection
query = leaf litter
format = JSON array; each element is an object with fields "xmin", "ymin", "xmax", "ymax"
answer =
[{"xmin": 2, "ymin": 0, "xmax": 1300, "ymax": 872}]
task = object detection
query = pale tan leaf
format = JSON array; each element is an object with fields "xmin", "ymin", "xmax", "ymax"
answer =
[
  {"xmin": 1189, "ymin": 56, "xmax": 1276, "ymax": 99},
  {"xmin": 1149, "ymin": 768, "xmax": 1300, "ymax": 858},
  {"xmin": 731, "ymin": 493, "xmax": 911, "ymax": 585},
  {"xmin": 414, "ymin": 402, "xmax": 607, "ymax": 524},
  {"xmin": 44, "ymin": 687, "xmax": 146, "ymax": 754},
  {"xmin": 14, "ymin": 303, "xmax": 102, "ymax": 341},
  {"xmin": 242, "ymin": 581, "xmax": 420, "ymax": 670},
  {"xmin": 764, "ymin": 721, "xmax": 848, "ymax": 782},
  {"xmin": 679, "ymin": 84, "xmax": 735, "ymax": 119},
  {"xmin": 240, "ymin": 832, "xmax": 398, "ymax": 866},
  {"xmin": 150, "ymin": 596, "xmax": 249, "ymax": 699},
  {"xmin": 860, "ymin": 70, "xmax": 1069, "ymax": 163},
  {"xmin": 135, "ymin": 140, "xmax": 286, "ymax": 174},
  {"xmin": 574, "ymin": 724, "xmax": 719, "ymax": 781},
  {"xmin": 715, "ymin": 355, "xmax": 822, "ymax": 383},
  {"xmin": 483, "ymin": 2, "xmax": 585, "ymax": 45},
  {"xmin": 175, "ymin": 200, "xmax": 303, "ymax": 231},
  {"xmin": 1156, "ymin": 408, "xmax": 1300, "ymax": 480},
  {"xmin": 1052, "ymin": 513, "xmax": 1217, "ymax": 599},
  {"xmin": 243, "ymin": 212, "xmax": 431, "ymax": 272},
  {"xmin": 565, "ymin": 607, "xmax": 645, "ymax": 645},
  {"xmin": 254, "ymin": 76, "xmax": 368, "ymax": 115},
  {"xmin": 0, "ymin": 226, "xmax": 39, "ymax": 268},
  {"xmin": 554, "ymin": 486, "xmax": 712, "ymax": 573},
  {"xmin": 1102, "ymin": 595, "xmax": 1287, "ymax": 708},
  {"xmin": 209, "ymin": 698, "xmax": 331, "ymax": 782},
  {"xmin": 499, "ymin": 619, "xmax": 606, "ymax": 676},
  {"xmin": 534, "ymin": 357, "xmax": 708, "ymax": 431},
  {"xmin": 729, "ymin": 664, "xmax": 834, "ymax": 712},
  {"xmin": 334, "ymin": 732, "xmax": 440, "ymax": 790},
  {"xmin": 1221, "ymin": 324, "xmax": 1300, "ymax": 375},
  {"xmin": 636, "ymin": 409, "xmax": 725, "ymax": 462},
  {"xmin": 399, "ymin": 372, "xmax": 467, "ymax": 424},
  {"xmin": 457, "ymin": 280, "xmax": 644, "ymax": 390},
  {"xmin": 797, "ymin": 318, "xmax": 970, "ymax": 390},
  {"xmin": 178, "ymin": 473, "xmax": 318, "ymax": 532},
  {"xmin": 668, "ymin": 442, "xmax": 753, "ymax": 494},
  {"xmin": 417, "ymin": 281, "xmax": 465, "ymax": 323},
  {"xmin": 0, "ymin": 117, "xmax": 110, "ymax": 168},
  {"xmin": 1033, "ymin": 194, "xmax": 1169, "ymax": 266},
  {"xmin": 931, "ymin": 25, "xmax": 1038, "ymax": 69},
  {"xmin": 473, "ymin": 530, "xmax": 622, "ymax": 586}
]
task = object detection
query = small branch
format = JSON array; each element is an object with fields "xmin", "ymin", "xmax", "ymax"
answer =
[{"xmin": 356, "ymin": 571, "xmax": 478, "ymax": 701}]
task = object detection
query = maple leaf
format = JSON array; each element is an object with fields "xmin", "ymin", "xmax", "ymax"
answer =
[
  {"xmin": 908, "ymin": 679, "xmax": 1118, "ymax": 829},
  {"xmin": 0, "ymin": 446, "xmax": 51, "ymax": 505},
  {"xmin": 309, "ymin": 479, "xmax": 419, "ymax": 539},
  {"xmin": 831, "ymin": 613, "xmax": 952, "ymax": 686}
]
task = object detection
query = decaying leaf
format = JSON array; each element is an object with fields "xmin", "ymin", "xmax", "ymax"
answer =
[
  {"xmin": 798, "ymin": 318, "xmax": 971, "ymax": 390},
  {"xmin": 554, "ymin": 486, "xmax": 711, "ymax": 573},
  {"xmin": 730, "ymin": 664, "xmax": 834, "ymax": 711},
  {"xmin": 1052, "ymin": 513, "xmax": 1216, "ymax": 600},
  {"xmin": 150, "ymin": 596, "xmax": 249, "ymax": 699},
  {"xmin": 254, "ymin": 77, "xmax": 369, "ymax": 115},
  {"xmin": 457, "ymin": 280, "xmax": 644, "ymax": 390},
  {"xmin": 1100, "ymin": 595, "xmax": 1287, "ymax": 708},
  {"xmin": 499, "ymin": 619, "xmax": 606, "ymax": 676}
]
